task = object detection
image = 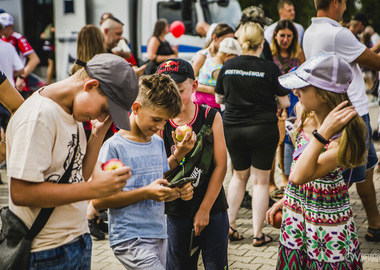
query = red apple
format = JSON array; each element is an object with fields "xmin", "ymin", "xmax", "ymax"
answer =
[
  {"xmin": 272, "ymin": 209, "xmax": 283, "ymax": 229},
  {"xmin": 102, "ymin": 158, "xmax": 125, "ymax": 171},
  {"xmin": 175, "ymin": 124, "xmax": 192, "ymax": 142}
]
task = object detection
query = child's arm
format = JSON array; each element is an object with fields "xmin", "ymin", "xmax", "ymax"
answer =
[
  {"xmin": 193, "ymin": 113, "xmax": 227, "ymax": 236},
  {"xmin": 82, "ymin": 117, "xmax": 113, "ymax": 181},
  {"xmin": 290, "ymin": 101, "xmax": 357, "ymax": 185},
  {"xmin": 93, "ymin": 176, "xmax": 194, "ymax": 210},
  {"xmin": 164, "ymin": 131, "xmax": 197, "ymax": 176},
  {"xmin": 196, "ymin": 84, "xmax": 215, "ymax": 95},
  {"xmin": 92, "ymin": 174, "xmax": 173, "ymax": 210},
  {"xmin": 11, "ymin": 162, "xmax": 131, "ymax": 208}
]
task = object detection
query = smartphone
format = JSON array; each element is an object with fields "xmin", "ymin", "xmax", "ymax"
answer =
[
  {"xmin": 189, "ymin": 228, "xmax": 200, "ymax": 257},
  {"xmin": 168, "ymin": 177, "xmax": 196, "ymax": 188}
]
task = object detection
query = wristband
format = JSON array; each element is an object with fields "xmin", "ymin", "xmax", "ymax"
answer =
[
  {"xmin": 17, "ymin": 75, "xmax": 24, "ymax": 80},
  {"xmin": 173, "ymin": 155, "xmax": 181, "ymax": 165},
  {"xmin": 312, "ymin": 130, "xmax": 329, "ymax": 145}
]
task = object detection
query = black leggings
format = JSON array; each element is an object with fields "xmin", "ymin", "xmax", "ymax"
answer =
[{"xmin": 224, "ymin": 123, "xmax": 279, "ymax": 170}]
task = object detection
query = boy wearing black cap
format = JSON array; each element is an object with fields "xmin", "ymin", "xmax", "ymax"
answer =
[
  {"xmin": 92, "ymin": 73, "xmax": 194, "ymax": 269},
  {"xmin": 6, "ymin": 53, "xmax": 137, "ymax": 268},
  {"xmin": 157, "ymin": 59, "xmax": 229, "ymax": 269}
]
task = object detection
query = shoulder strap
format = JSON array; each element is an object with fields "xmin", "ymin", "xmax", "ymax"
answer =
[
  {"xmin": 27, "ymin": 127, "xmax": 80, "ymax": 240},
  {"xmin": 155, "ymin": 36, "xmax": 163, "ymax": 44},
  {"xmin": 204, "ymin": 108, "xmax": 217, "ymax": 127},
  {"xmin": 276, "ymin": 54, "xmax": 290, "ymax": 73}
]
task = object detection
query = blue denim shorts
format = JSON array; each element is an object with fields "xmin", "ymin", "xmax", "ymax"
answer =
[
  {"xmin": 342, "ymin": 114, "xmax": 378, "ymax": 184},
  {"xmin": 29, "ymin": 233, "xmax": 92, "ymax": 270},
  {"xmin": 284, "ymin": 142, "xmax": 294, "ymax": 176}
]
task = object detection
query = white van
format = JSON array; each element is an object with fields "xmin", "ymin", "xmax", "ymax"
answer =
[{"xmin": 54, "ymin": 0, "xmax": 241, "ymax": 80}]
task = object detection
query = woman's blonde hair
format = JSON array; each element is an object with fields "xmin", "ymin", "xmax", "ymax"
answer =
[
  {"xmin": 238, "ymin": 22, "xmax": 264, "ymax": 54},
  {"xmin": 270, "ymin": 19, "xmax": 301, "ymax": 59},
  {"xmin": 70, "ymin": 25, "xmax": 106, "ymax": 75},
  {"xmin": 299, "ymin": 89, "xmax": 367, "ymax": 168}
]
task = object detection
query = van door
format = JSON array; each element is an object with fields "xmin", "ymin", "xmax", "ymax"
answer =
[{"xmin": 54, "ymin": 0, "xmax": 86, "ymax": 80}]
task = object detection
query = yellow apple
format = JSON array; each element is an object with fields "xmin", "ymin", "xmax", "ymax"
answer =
[{"xmin": 175, "ymin": 124, "xmax": 192, "ymax": 142}]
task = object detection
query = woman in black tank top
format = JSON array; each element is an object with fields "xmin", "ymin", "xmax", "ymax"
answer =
[{"xmin": 144, "ymin": 19, "xmax": 178, "ymax": 74}]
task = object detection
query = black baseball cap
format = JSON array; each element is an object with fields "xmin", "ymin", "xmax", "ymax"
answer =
[
  {"xmin": 156, "ymin": 58, "xmax": 195, "ymax": 83},
  {"xmin": 76, "ymin": 53, "xmax": 138, "ymax": 130}
]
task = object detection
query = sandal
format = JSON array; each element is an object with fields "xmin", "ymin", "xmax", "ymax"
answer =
[
  {"xmin": 253, "ymin": 234, "xmax": 273, "ymax": 247},
  {"xmin": 269, "ymin": 188, "xmax": 284, "ymax": 202},
  {"xmin": 229, "ymin": 226, "xmax": 244, "ymax": 242},
  {"xmin": 365, "ymin": 227, "xmax": 380, "ymax": 242}
]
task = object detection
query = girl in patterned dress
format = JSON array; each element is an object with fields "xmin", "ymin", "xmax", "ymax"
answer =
[{"xmin": 267, "ymin": 53, "xmax": 366, "ymax": 269}]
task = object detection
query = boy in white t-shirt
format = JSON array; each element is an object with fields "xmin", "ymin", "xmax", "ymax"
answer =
[{"xmin": 6, "ymin": 53, "xmax": 138, "ymax": 268}]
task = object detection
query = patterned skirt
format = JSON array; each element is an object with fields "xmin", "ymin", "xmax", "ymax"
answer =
[{"xmin": 276, "ymin": 176, "xmax": 362, "ymax": 269}]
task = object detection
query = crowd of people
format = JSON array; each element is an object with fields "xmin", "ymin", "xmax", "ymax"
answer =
[{"xmin": 1, "ymin": 0, "xmax": 380, "ymax": 269}]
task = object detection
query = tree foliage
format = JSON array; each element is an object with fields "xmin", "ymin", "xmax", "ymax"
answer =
[
  {"xmin": 359, "ymin": 0, "xmax": 380, "ymax": 33},
  {"xmin": 237, "ymin": 0, "xmax": 358, "ymax": 29}
]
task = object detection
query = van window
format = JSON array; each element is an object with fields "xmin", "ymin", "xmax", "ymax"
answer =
[
  {"xmin": 157, "ymin": 1, "xmax": 198, "ymax": 35},
  {"xmin": 203, "ymin": 0, "xmax": 241, "ymax": 29}
]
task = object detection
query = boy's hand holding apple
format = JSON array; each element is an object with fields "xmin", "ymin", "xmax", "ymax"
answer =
[
  {"xmin": 90, "ymin": 159, "xmax": 131, "ymax": 197},
  {"xmin": 171, "ymin": 124, "xmax": 196, "ymax": 160}
]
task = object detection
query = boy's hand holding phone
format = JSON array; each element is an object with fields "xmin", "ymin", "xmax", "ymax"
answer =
[
  {"xmin": 175, "ymin": 181, "xmax": 194, "ymax": 201},
  {"xmin": 146, "ymin": 179, "xmax": 173, "ymax": 202},
  {"xmin": 90, "ymin": 161, "xmax": 131, "ymax": 197}
]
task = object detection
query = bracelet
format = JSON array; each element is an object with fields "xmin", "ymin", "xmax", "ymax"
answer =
[
  {"xmin": 0, "ymin": 140, "xmax": 5, "ymax": 144},
  {"xmin": 17, "ymin": 75, "xmax": 24, "ymax": 80},
  {"xmin": 312, "ymin": 130, "xmax": 329, "ymax": 145},
  {"xmin": 173, "ymin": 155, "xmax": 181, "ymax": 165}
]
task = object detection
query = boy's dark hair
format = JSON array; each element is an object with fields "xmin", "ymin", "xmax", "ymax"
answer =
[
  {"xmin": 138, "ymin": 74, "xmax": 182, "ymax": 118},
  {"xmin": 314, "ymin": 0, "xmax": 340, "ymax": 11}
]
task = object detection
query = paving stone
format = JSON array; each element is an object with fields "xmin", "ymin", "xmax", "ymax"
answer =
[{"xmin": 231, "ymin": 261, "xmax": 262, "ymax": 270}]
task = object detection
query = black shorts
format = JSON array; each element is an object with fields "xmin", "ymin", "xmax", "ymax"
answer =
[{"xmin": 224, "ymin": 123, "xmax": 279, "ymax": 171}]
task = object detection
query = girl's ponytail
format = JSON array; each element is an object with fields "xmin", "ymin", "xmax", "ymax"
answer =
[
  {"xmin": 317, "ymin": 89, "xmax": 367, "ymax": 168},
  {"xmin": 338, "ymin": 115, "xmax": 367, "ymax": 168}
]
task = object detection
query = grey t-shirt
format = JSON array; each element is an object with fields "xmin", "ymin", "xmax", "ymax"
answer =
[{"xmin": 98, "ymin": 133, "xmax": 170, "ymax": 247}]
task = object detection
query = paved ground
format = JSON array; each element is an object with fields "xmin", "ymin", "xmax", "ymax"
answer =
[
  {"xmin": 0, "ymin": 103, "xmax": 379, "ymax": 269},
  {"xmin": 1, "ymin": 159, "xmax": 379, "ymax": 269}
]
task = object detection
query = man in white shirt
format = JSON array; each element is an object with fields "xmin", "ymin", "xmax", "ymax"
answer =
[
  {"xmin": 264, "ymin": 0, "xmax": 304, "ymax": 45},
  {"xmin": 0, "ymin": 23, "xmax": 23, "ymax": 89},
  {"xmin": 303, "ymin": 0, "xmax": 380, "ymax": 242},
  {"xmin": 0, "ymin": 22, "xmax": 24, "ymax": 135}
]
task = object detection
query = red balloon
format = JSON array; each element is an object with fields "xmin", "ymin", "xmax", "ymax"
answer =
[{"xmin": 170, "ymin": 20, "xmax": 185, "ymax": 38}]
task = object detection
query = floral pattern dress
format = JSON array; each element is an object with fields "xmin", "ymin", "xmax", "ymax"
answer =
[{"xmin": 277, "ymin": 129, "xmax": 362, "ymax": 270}]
